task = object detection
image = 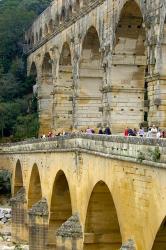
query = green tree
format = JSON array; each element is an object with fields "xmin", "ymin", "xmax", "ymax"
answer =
[{"xmin": 0, "ymin": 0, "xmax": 51, "ymax": 141}]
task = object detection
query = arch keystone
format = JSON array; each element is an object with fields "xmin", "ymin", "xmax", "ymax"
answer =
[{"xmin": 56, "ymin": 213, "xmax": 83, "ymax": 250}]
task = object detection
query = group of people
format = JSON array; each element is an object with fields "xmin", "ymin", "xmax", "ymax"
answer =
[
  {"xmin": 124, "ymin": 125, "xmax": 166, "ymax": 139},
  {"xmin": 41, "ymin": 125, "xmax": 112, "ymax": 138},
  {"xmin": 41, "ymin": 124, "xmax": 166, "ymax": 139}
]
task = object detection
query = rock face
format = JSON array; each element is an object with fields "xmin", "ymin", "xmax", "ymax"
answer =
[{"xmin": 0, "ymin": 208, "xmax": 11, "ymax": 224}]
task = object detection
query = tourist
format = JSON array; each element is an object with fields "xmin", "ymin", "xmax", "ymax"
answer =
[
  {"xmin": 104, "ymin": 126, "xmax": 111, "ymax": 135},
  {"xmin": 157, "ymin": 129, "xmax": 161, "ymax": 139},
  {"xmin": 138, "ymin": 127, "xmax": 144, "ymax": 137},
  {"xmin": 133, "ymin": 128, "xmax": 137, "ymax": 136},
  {"xmin": 146, "ymin": 128, "xmax": 151, "ymax": 138},
  {"xmin": 128, "ymin": 128, "xmax": 135, "ymax": 136},
  {"xmin": 48, "ymin": 131, "xmax": 52, "ymax": 138},
  {"xmin": 86, "ymin": 127, "xmax": 93, "ymax": 134},
  {"xmin": 124, "ymin": 127, "xmax": 128, "ymax": 137},
  {"xmin": 98, "ymin": 127, "xmax": 103, "ymax": 134},
  {"xmin": 151, "ymin": 125, "xmax": 158, "ymax": 138},
  {"xmin": 162, "ymin": 130, "xmax": 166, "ymax": 138}
]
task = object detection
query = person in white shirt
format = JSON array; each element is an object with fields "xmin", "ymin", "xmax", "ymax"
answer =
[{"xmin": 151, "ymin": 125, "xmax": 158, "ymax": 138}]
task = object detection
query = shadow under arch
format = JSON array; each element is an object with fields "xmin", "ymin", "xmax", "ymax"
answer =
[
  {"xmin": 110, "ymin": 0, "xmax": 147, "ymax": 132},
  {"xmin": 79, "ymin": 26, "xmax": 103, "ymax": 128},
  {"xmin": 42, "ymin": 52, "xmax": 53, "ymax": 77},
  {"xmin": 84, "ymin": 181, "xmax": 122, "ymax": 250},
  {"xmin": 13, "ymin": 160, "xmax": 23, "ymax": 195},
  {"xmin": 152, "ymin": 216, "xmax": 166, "ymax": 250},
  {"xmin": 28, "ymin": 164, "xmax": 42, "ymax": 209},
  {"xmin": 54, "ymin": 42, "xmax": 73, "ymax": 129},
  {"xmin": 48, "ymin": 170, "xmax": 72, "ymax": 246},
  {"xmin": 29, "ymin": 61, "xmax": 37, "ymax": 77}
]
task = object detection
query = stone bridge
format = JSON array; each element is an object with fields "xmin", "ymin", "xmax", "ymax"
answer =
[
  {"xmin": 25, "ymin": 0, "xmax": 166, "ymax": 135},
  {"xmin": 1, "ymin": 135, "xmax": 166, "ymax": 250}
]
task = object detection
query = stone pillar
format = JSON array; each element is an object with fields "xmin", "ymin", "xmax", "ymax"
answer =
[
  {"xmin": 56, "ymin": 213, "xmax": 83, "ymax": 250},
  {"xmin": 101, "ymin": 46, "xmax": 113, "ymax": 127},
  {"xmin": 38, "ymin": 75, "xmax": 54, "ymax": 135},
  {"xmin": 10, "ymin": 187, "xmax": 28, "ymax": 243},
  {"xmin": 29, "ymin": 198, "xmax": 49, "ymax": 250},
  {"xmin": 120, "ymin": 239, "xmax": 136, "ymax": 250}
]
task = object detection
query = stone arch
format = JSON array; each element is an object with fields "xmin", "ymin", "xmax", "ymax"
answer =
[
  {"xmin": 84, "ymin": 181, "xmax": 122, "ymax": 249},
  {"xmin": 13, "ymin": 160, "xmax": 23, "ymax": 195},
  {"xmin": 48, "ymin": 19, "xmax": 54, "ymax": 34},
  {"xmin": 48, "ymin": 170, "xmax": 72, "ymax": 247},
  {"xmin": 44, "ymin": 23, "xmax": 48, "ymax": 36},
  {"xmin": 42, "ymin": 52, "xmax": 52, "ymax": 77},
  {"xmin": 78, "ymin": 26, "xmax": 103, "ymax": 128},
  {"xmin": 53, "ymin": 42, "xmax": 73, "ymax": 129},
  {"xmin": 110, "ymin": 0, "xmax": 147, "ymax": 132},
  {"xmin": 152, "ymin": 216, "xmax": 166, "ymax": 250},
  {"xmin": 28, "ymin": 164, "xmax": 42, "ymax": 209}
]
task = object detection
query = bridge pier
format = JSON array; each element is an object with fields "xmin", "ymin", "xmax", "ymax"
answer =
[
  {"xmin": 56, "ymin": 213, "xmax": 83, "ymax": 250},
  {"xmin": 10, "ymin": 187, "xmax": 28, "ymax": 244},
  {"xmin": 29, "ymin": 198, "xmax": 49, "ymax": 250}
]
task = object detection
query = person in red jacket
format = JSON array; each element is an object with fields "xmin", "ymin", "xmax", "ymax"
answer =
[{"xmin": 124, "ymin": 127, "xmax": 129, "ymax": 137}]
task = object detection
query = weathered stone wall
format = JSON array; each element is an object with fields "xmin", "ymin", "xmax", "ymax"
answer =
[
  {"xmin": 0, "ymin": 136, "xmax": 166, "ymax": 249},
  {"xmin": 25, "ymin": 0, "xmax": 166, "ymax": 134}
]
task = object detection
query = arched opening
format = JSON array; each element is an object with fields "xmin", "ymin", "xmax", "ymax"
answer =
[
  {"xmin": 35, "ymin": 32, "xmax": 38, "ymax": 43},
  {"xmin": 30, "ymin": 62, "xmax": 37, "ymax": 79},
  {"xmin": 60, "ymin": 6, "xmax": 66, "ymax": 23},
  {"xmin": 42, "ymin": 52, "xmax": 52, "ymax": 77},
  {"xmin": 74, "ymin": 0, "xmax": 80, "ymax": 12},
  {"xmin": 79, "ymin": 26, "xmax": 103, "ymax": 128},
  {"xmin": 68, "ymin": 5, "xmax": 72, "ymax": 18},
  {"xmin": 111, "ymin": 0, "xmax": 147, "ymax": 132},
  {"xmin": 31, "ymin": 34, "xmax": 34, "ymax": 46},
  {"xmin": 152, "ymin": 217, "xmax": 166, "ymax": 250},
  {"xmin": 53, "ymin": 42, "xmax": 73, "ymax": 129},
  {"xmin": 84, "ymin": 181, "xmax": 122, "ymax": 250},
  {"xmin": 44, "ymin": 24, "xmax": 48, "ymax": 36},
  {"xmin": 13, "ymin": 160, "xmax": 23, "ymax": 195},
  {"xmin": 28, "ymin": 164, "xmax": 42, "ymax": 209},
  {"xmin": 48, "ymin": 170, "xmax": 72, "ymax": 246},
  {"xmin": 55, "ymin": 13, "xmax": 60, "ymax": 27},
  {"xmin": 48, "ymin": 19, "xmax": 54, "ymax": 34},
  {"xmin": 39, "ymin": 28, "xmax": 42, "ymax": 40}
]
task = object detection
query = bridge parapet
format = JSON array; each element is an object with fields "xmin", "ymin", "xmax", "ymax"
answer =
[{"xmin": 1, "ymin": 135, "xmax": 166, "ymax": 168}]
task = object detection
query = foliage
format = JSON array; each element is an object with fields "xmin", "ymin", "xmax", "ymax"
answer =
[
  {"xmin": 147, "ymin": 147, "xmax": 161, "ymax": 162},
  {"xmin": 0, "ymin": 0, "xmax": 51, "ymax": 141},
  {"xmin": 0, "ymin": 170, "xmax": 11, "ymax": 194},
  {"xmin": 137, "ymin": 151, "xmax": 145, "ymax": 163}
]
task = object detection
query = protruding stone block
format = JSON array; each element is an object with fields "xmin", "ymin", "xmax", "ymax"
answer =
[
  {"xmin": 29, "ymin": 198, "xmax": 49, "ymax": 250},
  {"xmin": 10, "ymin": 187, "xmax": 28, "ymax": 243},
  {"xmin": 56, "ymin": 213, "xmax": 83, "ymax": 250}
]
